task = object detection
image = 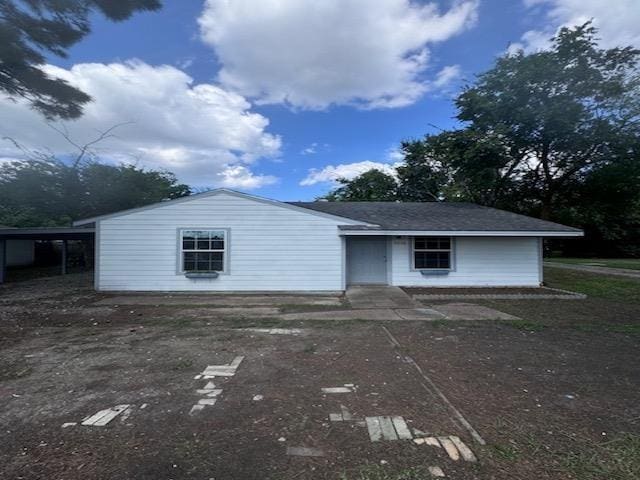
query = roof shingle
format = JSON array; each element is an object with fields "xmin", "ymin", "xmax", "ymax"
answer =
[{"xmin": 288, "ymin": 201, "xmax": 581, "ymax": 233}]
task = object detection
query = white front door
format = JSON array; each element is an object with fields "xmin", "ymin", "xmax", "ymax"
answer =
[{"xmin": 346, "ymin": 237, "xmax": 387, "ymax": 285}]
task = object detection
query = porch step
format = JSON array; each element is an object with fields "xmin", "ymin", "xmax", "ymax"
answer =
[{"xmin": 346, "ymin": 286, "xmax": 420, "ymax": 309}]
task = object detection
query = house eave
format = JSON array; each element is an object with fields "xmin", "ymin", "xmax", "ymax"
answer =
[{"xmin": 338, "ymin": 229, "xmax": 584, "ymax": 237}]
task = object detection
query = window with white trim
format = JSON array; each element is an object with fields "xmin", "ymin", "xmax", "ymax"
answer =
[
  {"xmin": 413, "ymin": 237, "xmax": 451, "ymax": 269},
  {"xmin": 181, "ymin": 230, "xmax": 226, "ymax": 272}
]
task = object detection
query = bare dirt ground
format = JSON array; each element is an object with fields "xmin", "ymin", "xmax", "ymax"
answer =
[{"xmin": 1, "ymin": 271, "xmax": 639, "ymax": 479}]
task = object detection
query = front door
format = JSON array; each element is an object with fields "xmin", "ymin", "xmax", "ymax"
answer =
[{"xmin": 346, "ymin": 237, "xmax": 387, "ymax": 285}]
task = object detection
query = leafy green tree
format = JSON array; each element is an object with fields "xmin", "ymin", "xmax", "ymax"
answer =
[
  {"xmin": 0, "ymin": 158, "xmax": 190, "ymax": 227},
  {"xmin": 323, "ymin": 24, "xmax": 640, "ymax": 255},
  {"xmin": 322, "ymin": 169, "xmax": 399, "ymax": 201},
  {"xmin": 0, "ymin": 0, "xmax": 161, "ymax": 119},
  {"xmin": 453, "ymin": 22, "xmax": 640, "ymax": 220},
  {"xmin": 395, "ymin": 139, "xmax": 449, "ymax": 202}
]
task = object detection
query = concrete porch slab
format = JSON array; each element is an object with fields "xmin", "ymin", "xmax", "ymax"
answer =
[
  {"xmin": 94, "ymin": 295, "xmax": 343, "ymax": 307},
  {"xmin": 433, "ymin": 303, "xmax": 520, "ymax": 321},
  {"xmin": 346, "ymin": 286, "xmax": 420, "ymax": 309}
]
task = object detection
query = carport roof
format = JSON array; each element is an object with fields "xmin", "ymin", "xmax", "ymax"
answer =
[
  {"xmin": 289, "ymin": 201, "xmax": 582, "ymax": 235},
  {"xmin": 0, "ymin": 227, "xmax": 95, "ymax": 240}
]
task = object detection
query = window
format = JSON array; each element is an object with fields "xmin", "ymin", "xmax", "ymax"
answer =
[
  {"xmin": 181, "ymin": 230, "xmax": 226, "ymax": 272},
  {"xmin": 413, "ymin": 237, "xmax": 452, "ymax": 270}
]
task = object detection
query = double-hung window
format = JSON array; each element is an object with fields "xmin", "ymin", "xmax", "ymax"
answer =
[
  {"xmin": 413, "ymin": 237, "xmax": 452, "ymax": 270},
  {"xmin": 181, "ymin": 230, "xmax": 226, "ymax": 273}
]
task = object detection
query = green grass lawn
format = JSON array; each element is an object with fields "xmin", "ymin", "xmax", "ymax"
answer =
[
  {"xmin": 544, "ymin": 267, "xmax": 640, "ymax": 303},
  {"xmin": 546, "ymin": 257, "xmax": 640, "ymax": 270}
]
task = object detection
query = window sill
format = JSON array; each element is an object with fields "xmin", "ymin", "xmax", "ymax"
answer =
[
  {"xmin": 184, "ymin": 272, "xmax": 220, "ymax": 279},
  {"xmin": 419, "ymin": 269, "xmax": 451, "ymax": 276}
]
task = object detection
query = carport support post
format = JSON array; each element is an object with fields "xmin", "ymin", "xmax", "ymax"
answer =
[
  {"xmin": 61, "ymin": 239, "xmax": 68, "ymax": 275},
  {"xmin": 0, "ymin": 239, "xmax": 5, "ymax": 284}
]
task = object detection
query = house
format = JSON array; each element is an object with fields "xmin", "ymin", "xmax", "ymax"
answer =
[{"xmin": 73, "ymin": 189, "xmax": 582, "ymax": 292}]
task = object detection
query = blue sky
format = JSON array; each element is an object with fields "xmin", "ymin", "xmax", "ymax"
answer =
[{"xmin": 2, "ymin": 0, "xmax": 638, "ymax": 200}]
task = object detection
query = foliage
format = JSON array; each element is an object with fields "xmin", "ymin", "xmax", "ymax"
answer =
[
  {"xmin": 340, "ymin": 465, "xmax": 433, "ymax": 480},
  {"xmin": 322, "ymin": 169, "xmax": 399, "ymax": 201},
  {"xmin": 325, "ymin": 23, "xmax": 640, "ymax": 256},
  {"xmin": 0, "ymin": 158, "xmax": 190, "ymax": 227},
  {"xmin": 561, "ymin": 433, "xmax": 640, "ymax": 480},
  {"xmin": 0, "ymin": 0, "xmax": 161, "ymax": 119}
]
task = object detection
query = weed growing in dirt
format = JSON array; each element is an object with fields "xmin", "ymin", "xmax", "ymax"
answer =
[
  {"xmin": 302, "ymin": 343, "xmax": 317, "ymax": 353},
  {"xmin": 561, "ymin": 433, "xmax": 640, "ymax": 480},
  {"xmin": 172, "ymin": 358, "xmax": 194, "ymax": 370},
  {"xmin": 500, "ymin": 319, "xmax": 547, "ymax": 332},
  {"xmin": 0, "ymin": 363, "xmax": 32, "ymax": 381},
  {"xmin": 340, "ymin": 464, "xmax": 433, "ymax": 480},
  {"xmin": 572, "ymin": 323, "xmax": 640, "ymax": 336},
  {"xmin": 490, "ymin": 443, "xmax": 521, "ymax": 461},
  {"xmin": 277, "ymin": 304, "xmax": 347, "ymax": 313}
]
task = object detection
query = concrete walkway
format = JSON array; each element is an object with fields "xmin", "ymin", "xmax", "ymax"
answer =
[
  {"xmin": 345, "ymin": 285, "xmax": 420, "ymax": 308},
  {"xmin": 92, "ymin": 285, "xmax": 520, "ymax": 321},
  {"xmin": 279, "ymin": 304, "xmax": 519, "ymax": 321},
  {"xmin": 545, "ymin": 262, "xmax": 640, "ymax": 280},
  {"xmin": 95, "ymin": 294, "xmax": 343, "ymax": 307}
]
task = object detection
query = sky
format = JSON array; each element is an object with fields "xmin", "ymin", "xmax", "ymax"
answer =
[{"xmin": 1, "ymin": 0, "xmax": 639, "ymax": 201}]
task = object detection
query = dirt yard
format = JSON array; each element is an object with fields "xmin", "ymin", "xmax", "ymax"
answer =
[{"xmin": 0, "ymin": 270, "xmax": 638, "ymax": 480}]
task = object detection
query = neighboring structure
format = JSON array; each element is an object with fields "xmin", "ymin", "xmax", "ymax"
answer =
[
  {"xmin": 0, "ymin": 227, "xmax": 95, "ymax": 283},
  {"xmin": 73, "ymin": 189, "xmax": 582, "ymax": 292},
  {"xmin": 6, "ymin": 240, "xmax": 35, "ymax": 266},
  {"xmin": 0, "ymin": 226, "xmax": 34, "ymax": 267}
]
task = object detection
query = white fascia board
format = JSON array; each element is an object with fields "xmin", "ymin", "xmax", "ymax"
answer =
[{"xmin": 339, "ymin": 230, "xmax": 584, "ymax": 237}]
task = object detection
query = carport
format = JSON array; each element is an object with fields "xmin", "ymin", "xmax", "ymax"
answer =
[{"xmin": 0, "ymin": 227, "xmax": 95, "ymax": 283}]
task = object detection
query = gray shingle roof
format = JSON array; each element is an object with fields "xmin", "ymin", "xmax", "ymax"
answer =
[{"xmin": 288, "ymin": 201, "xmax": 581, "ymax": 233}]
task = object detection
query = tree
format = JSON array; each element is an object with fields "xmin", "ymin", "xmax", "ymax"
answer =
[
  {"xmin": 0, "ymin": 158, "xmax": 190, "ymax": 227},
  {"xmin": 321, "ymin": 24, "xmax": 640, "ymax": 255},
  {"xmin": 0, "ymin": 0, "xmax": 161, "ymax": 119},
  {"xmin": 452, "ymin": 22, "xmax": 640, "ymax": 220},
  {"xmin": 395, "ymin": 139, "xmax": 449, "ymax": 202},
  {"xmin": 322, "ymin": 169, "xmax": 399, "ymax": 201}
]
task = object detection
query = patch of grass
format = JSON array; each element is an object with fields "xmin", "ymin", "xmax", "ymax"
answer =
[
  {"xmin": 548, "ymin": 258, "xmax": 640, "ymax": 271},
  {"xmin": 228, "ymin": 317, "xmax": 292, "ymax": 329},
  {"xmin": 340, "ymin": 465, "xmax": 432, "ymax": 480},
  {"xmin": 544, "ymin": 267, "xmax": 640, "ymax": 303},
  {"xmin": 561, "ymin": 433, "xmax": 640, "ymax": 480},
  {"xmin": 172, "ymin": 358, "xmax": 194, "ymax": 370},
  {"xmin": 499, "ymin": 319, "xmax": 547, "ymax": 332},
  {"xmin": 0, "ymin": 364, "xmax": 33, "ymax": 381},
  {"xmin": 429, "ymin": 318, "xmax": 453, "ymax": 328},
  {"xmin": 302, "ymin": 342, "xmax": 317, "ymax": 353},
  {"xmin": 490, "ymin": 443, "xmax": 521, "ymax": 461},
  {"xmin": 571, "ymin": 323, "xmax": 640, "ymax": 336},
  {"xmin": 277, "ymin": 304, "xmax": 347, "ymax": 313}
]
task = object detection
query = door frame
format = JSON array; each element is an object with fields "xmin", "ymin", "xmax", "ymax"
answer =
[{"xmin": 345, "ymin": 236, "xmax": 389, "ymax": 286}]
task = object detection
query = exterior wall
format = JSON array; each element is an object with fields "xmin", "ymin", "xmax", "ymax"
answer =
[
  {"xmin": 390, "ymin": 236, "xmax": 541, "ymax": 287},
  {"xmin": 6, "ymin": 240, "xmax": 35, "ymax": 267},
  {"xmin": 97, "ymin": 192, "xmax": 348, "ymax": 291}
]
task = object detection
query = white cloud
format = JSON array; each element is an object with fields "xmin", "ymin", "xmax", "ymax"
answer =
[
  {"xmin": 300, "ymin": 160, "xmax": 399, "ymax": 186},
  {"xmin": 300, "ymin": 143, "xmax": 319, "ymax": 155},
  {"xmin": 300, "ymin": 142, "xmax": 331, "ymax": 155},
  {"xmin": 198, "ymin": 0, "xmax": 478, "ymax": 110},
  {"xmin": 514, "ymin": 0, "xmax": 640, "ymax": 52},
  {"xmin": 0, "ymin": 60, "xmax": 281, "ymax": 189},
  {"xmin": 432, "ymin": 65, "xmax": 463, "ymax": 89},
  {"xmin": 217, "ymin": 165, "xmax": 278, "ymax": 189}
]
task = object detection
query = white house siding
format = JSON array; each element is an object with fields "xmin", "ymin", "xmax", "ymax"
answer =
[
  {"xmin": 6, "ymin": 240, "xmax": 34, "ymax": 267},
  {"xmin": 390, "ymin": 236, "xmax": 541, "ymax": 287},
  {"xmin": 96, "ymin": 192, "xmax": 349, "ymax": 291}
]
